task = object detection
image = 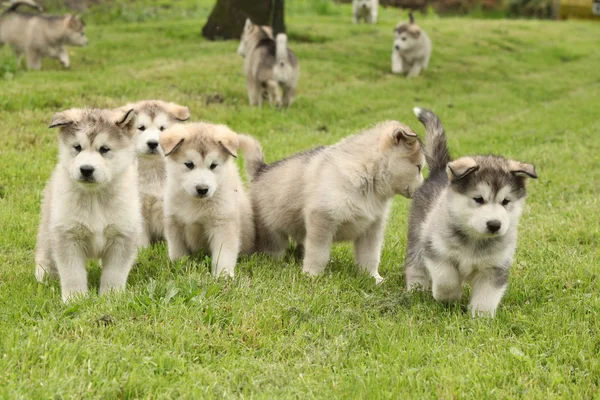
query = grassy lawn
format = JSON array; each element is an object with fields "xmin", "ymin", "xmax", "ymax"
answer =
[{"xmin": 1, "ymin": 2, "xmax": 599, "ymax": 398}]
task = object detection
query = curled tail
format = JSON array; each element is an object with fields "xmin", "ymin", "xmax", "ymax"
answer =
[
  {"xmin": 413, "ymin": 107, "xmax": 451, "ymax": 173},
  {"xmin": 275, "ymin": 33, "xmax": 289, "ymax": 65},
  {"xmin": 238, "ymin": 134, "xmax": 265, "ymax": 181},
  {"xmin": 2, "ymin": 0, "xmax": 43, "ymax": 14}
]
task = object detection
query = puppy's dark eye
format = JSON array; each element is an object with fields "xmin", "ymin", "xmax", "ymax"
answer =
[
  {"xmin": 159, "ymin": 126, "xmax": 166, "ymax": 132},
  {"xmin": 99, "ymin": 146, "xmax": 110, "ymax": 154},
  {"xmin": 185, "ymin": 162, "xmax": 194, "ymax": 170},
  {"xmin": 473, "ymin": 197, "xmax": 485, "ymax": 204},
  {"xmin": 210, "ymin": 163, "xmax": 218, "ymax": 170},
  {"xmin": 502, "ymin": 199, "xmax": 510, "ymax": 206},
  {"xmin": 402, "ymin": 37, "xmax": 407, "ymax": 41},
  {"xmin": 73, "ymin": 144, "xmax": 82, "ymax": 152},
  {"xmin": 138, "ymin": 126, "xmax": 146, "ymax": 132}
]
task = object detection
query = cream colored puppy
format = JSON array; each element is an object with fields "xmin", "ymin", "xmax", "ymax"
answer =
[
  {"xmin": 160, "ymin": 123, "xmax": 256, "ymax": 277},
  {"xmin": 244, "ymin": 121, "xmax": 425, "ymax": 283},
  {"xmin": 35, "ymin": 108, "xmax": 141, "ymax": 302},
  {"xmin": 117, "ymin": 100, "xmax": 190, "ymax": 247}
]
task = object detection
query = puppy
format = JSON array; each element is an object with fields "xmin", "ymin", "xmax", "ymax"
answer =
[
  {"xmin": 353, "ymin": 0, "xmax": 379, "ymax": 24},
  {"xmin": 35, "ymin": 108, "xmax": 142, "ymax": 302},
  {"xmin": 160, "ymin": 123, "xmax": 256, "ymax": 277},
  {"xmin": 118, "ymin": 100, "xmax": 190, "ymax": 247},
  {"xmin": 237, "ymin": 19, "xmax": 299, "ymax": 108},
  {"xmin": 392, "ymin": 12, "xmax": 431, "ymax": 77},
  {"xmin": 244, "ymin": 120, "xmax": 425, "ymax": 283},
  {"xmin": 0, "ymin": 0, "xmax": 88, "ymax": 70},
  {"xmin": 405, "ymin": 108, "xmax": 538, "ymax": 317}
]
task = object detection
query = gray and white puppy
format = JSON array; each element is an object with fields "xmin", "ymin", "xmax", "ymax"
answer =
[
  {"xmin": 405, "ymin": 108, "xmax": 538, "ymax": 317},
  {"xmin": 0, "ymin": 0, "xmax": 87, "ymax": 70},
  {"xmin": 244, "ymin": 121, "xmax": 425, "ymax": 283},
  {"xmin": 352, "ymin": 0, "xmax": 378, "ymax": 24},
  {"xmin": 116, "ymin": 100, "xmax": 191, "ymax": 247},
  {"xmin": 392, "ymin": 12, "xmax": 431, "ymax": 77},
  {"xmin": 237, "ymin": 19, "xmax": 299, "ymax": 108},
  {"xmin": 35, "ymin": 108, "xmax": 142, "ymax": 302}
]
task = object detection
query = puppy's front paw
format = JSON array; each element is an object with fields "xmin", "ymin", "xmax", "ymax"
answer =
[
  {"xmin": 372, "ymin": 274, "xmax": 385, "ymax": 285},
  {"xmin": 470, "ymin": 303, "xmax": 497, "ymax": 318}
]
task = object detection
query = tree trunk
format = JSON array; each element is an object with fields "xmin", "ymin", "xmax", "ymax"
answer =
[{"xmin": 202, "ymin": 0, "xmax": 285, "ymax": 41}]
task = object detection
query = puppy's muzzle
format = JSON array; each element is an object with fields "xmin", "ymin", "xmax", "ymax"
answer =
[
  {"xmin": 79, "ymin": 165, "xmax": 96, "ymax": 182},
  {"xmin": 196, "ymin": 185, "xmax": 209, "ymax": 197},
  {"xmin": 394, "ymin": 44, "xmax": 400, "ymax": 51},
  {"xmin": 486, "ymin": 220, "xmax": 502, "ymax": 234}
]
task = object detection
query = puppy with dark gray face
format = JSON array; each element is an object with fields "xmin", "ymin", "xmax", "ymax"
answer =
[
  {"xmin": 116, "ymin": 100, "xmax": 190, "ymax": 247},
  {"xmin": 244, "ymin": 120, "xmax": 425, "ymax": 283},
  {"xmin": 405, "ymin": 108, "xmax": 538, "ymax": 317},
  {"xmin": 391, "ymin": 12, "xmax": 431, "ymax": 77},
  {"xmin": 160, "ymin": 123, "xmax": 257, "ymax": 278},
  {"xmin": 35, "ymin": 108, "xmax": 142, "ymax": 302}
]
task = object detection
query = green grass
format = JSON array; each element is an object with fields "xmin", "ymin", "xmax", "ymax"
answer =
[{"xmin": 1, "ymin": 2, "xmax": 599, "ymax": 398}]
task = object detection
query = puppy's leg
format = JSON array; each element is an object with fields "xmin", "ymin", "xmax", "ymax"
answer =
[
  {"xmin": 99, "ymin": 234, "xmax": 137, "ymax": 296},
  {"xmin": 469, "ymin": 266, "xmax": 509, "ymax": 318},
  {"xmin": 281, "ymin": 85, "xmax": 295, "ymax": 108},
  {"xmin": 405, "ymin": 261, "xmax": 431, "ymax": 291},
  {"xmin": 53, "ymin": 235, "xmax": 88, "ymax": 302},
  {"xmin": 57, "ymin": 48, "xmax": 70, "ymax": 69},
  {"xmin": 426, "ymin": 257, "xmax": 462, "ymax": 303},
  {"xmin": 165, "ymin": 217, "xmax": 189, "ymax": 261},
  {"xmin": 265, "ymin": 80, "xmax": 281, "ymax": 108},
  {"xmin": 26, "ymin": 50, "xmax": 42, "ymax": 71},
  {"xmin": 302, "ymin": 211, "xmax": 334, "ymax": 276},
  {"xmin": 407, "ymin": 63, "xmax": 423, "ymax": 78},
  {"xmin": 354, "ymin": 217, "xmax": 386, "ymax": 284},
  {"xmin": 247, "ymin": 80, "xmax": 262, "ymax": 107},
  {"xmin": 209, "ymin": 221, "xmax": 239, "ymax": 278},
  {"xmin": 370, "ymin": 9, "xmax": 378, "ymax": 24},
  {"xmin": 138, "ymin": 221, "xmax": 152, "ymax": 249},
  {"xmin": 35, "ymin": 206, "xmax": 58, "ymax": 282},
  {"xmin": 391, "ymin": 52, "xmax": 404, "ymax": 74}
]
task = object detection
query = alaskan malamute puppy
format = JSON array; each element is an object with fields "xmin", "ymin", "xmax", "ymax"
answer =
[
  {"xmin": 391, "ymin": 12, "xmax": 431, "ymax": 77},
  {"xmin": 35, "ymin": 108, "xmax": 142, "ymax": 302},
  {"xmin": 0, "ymin": 0, "xmax": 88, "ymax": 70},
  {"xmin": 117, "ymin": 100, "xmax": 190, "ymax": 247},
  {"xmin": 352, "ymin": 0, "xmax": 379, "ymax": 24},
  {"xmin": 160, "ymin": 123, "xmax": 257, "ymax": 278},
  {"xmin": 237, "ymin": 19, "xmax": 299, "ymax": 108},
  {"xmin": 244, "ymin": 121, "xmax": 425, "ymax": 283},
  {"xmin": 405, "ymin": 108, "xmax": 538, "ymax": 317}
]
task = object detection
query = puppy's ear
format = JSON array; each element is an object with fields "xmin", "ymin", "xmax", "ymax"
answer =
[
  {"xmin": 164, "ymin": 102, "xmax": 191, "ymax": 121},
  {"xmin": 216, "ymin": 125, "xmax": 239, "ymax": 158},
  {"xmin": 160, "ymin": 124, "xmax": 188, "ymax": 157},
  {"xmin": 509, "ymin": 160, "xmax": 538, "ymax": 179},
  {"xmin": 115, "ymin": 108, "xmax": 137, "ymax": 137},
  {"xmin": 447, "ymin": 157, "xmax": 479, "ymax": 181},
  {"xmin": 49, "ymin": 109, "xmax": 82, "ymax": 128},
  {"xmin": 409, "ymin": 11, "xmax": 415, "ymax": 24}
]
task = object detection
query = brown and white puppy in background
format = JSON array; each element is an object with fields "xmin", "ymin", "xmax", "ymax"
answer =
[
  {"xmin": 35, "ymin": 108, "xmax": 142, "ymax": 302},
  {"xmin": 237, "ymin": 19, "xmax": 299, "ymax": 108},
  {"xmin": 392, "ymin": 12, "xmax": 431, "ymax": 77},
  {"xmin": 117, "ymin": 100, "xmax": 190, "ymax": 247},
  {"xmin": 0, "ymin": 0, "xmax": 88, "ymax": 70},
  {"xmin": 160, "ymin": 123, "xmax": 257, "ymax": 278},
  {"xmin": 353, "ymin": 0, "xmax": 379, "ymax": 24},
  {"xmin": 244, "ymin": 120, "xmax": 425, "ymax": 283}
]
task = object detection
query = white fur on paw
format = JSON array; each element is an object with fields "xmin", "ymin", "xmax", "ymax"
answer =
[{"xmin": 373, "ymin": 274, "xmax": 385, "ymax": 285}]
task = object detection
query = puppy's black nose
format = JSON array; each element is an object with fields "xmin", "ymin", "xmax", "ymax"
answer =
[
  {"xmin": 196, "ymin": 186, "xmax": 209, "ymax": 196},
  {"xmin": 147, "ymin": 141, "xmax": 159, "ymax": 150},
  {"xmin": 80, "ymin": 165, "xmax": 95, "ymax": 177},
  {"xmin": 395, "ymin": 45, "xmax": 400, "ymax": 51},
  {"xmin": 487, "ymin": 220, "xmax": 502, "ymax": 233}
]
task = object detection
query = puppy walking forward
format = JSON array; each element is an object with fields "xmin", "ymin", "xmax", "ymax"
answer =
[
  {"xmin": 160, "ymin": 123, "xmax": 256, "ymax": 277},
  {"xmin": 391, "ymin": 13, "xmax": 431, "ymax": 77},
  {"xmin": 405, "ymin": 108, "xmax": 538, "ymax": 317},
  {"xmin": 35, "ymin": 108, "xmax": 142, "ymax": 302},
  {"xmin": 245, "ymin": 121, "xmax": 425, "ymax": 283}
]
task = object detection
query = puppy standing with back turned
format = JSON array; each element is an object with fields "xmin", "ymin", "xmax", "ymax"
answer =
[
  {"xmin": 245, "ymin": 119, "xmax": 425, "ymax": 283},
  {"xmin": 237, "ymin": 19, "xmax": 299, "ymax": 108},
  {"xmin": 405, "ymin": 108, "xmax": 538, "ymax": 317},
  {"xmin": 0, "ymin": 0, "xmax": 88, "ymax": 70},
  {"xmin": 160, "ymin": 123, "xmax": 257, "ymax": 278},
  {"xmin": 35, "ymin": 108, "xmax": 142, "ymax": 302},
  {"xmin": 391, "ymin": 12, "xmax": 431, "ymax": 77},
  {"xmin": 117, "ymin": 100, "xmax": 190, "ymax": 247}
]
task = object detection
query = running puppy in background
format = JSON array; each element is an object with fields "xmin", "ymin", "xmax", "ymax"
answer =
[
  {"xmin": 35, "ymin": 108, "xmax": 142, "ymax": 302},
  {"xmin": 0, "ymin": 0, "xmax": 87, "ymax": 70},
  {"xmin": 160, "ymin": 123, "xmax": 257, "ymax": 278},
  {"xmin": 245, "ymin": 120, "xmax": 425, "ymax": 283},
  {"xmin": 117, "ymin": 100, "xmax": 190, "ymax": 247},
  {"xmin": 392, "ymin": 12, "xmax": 431, "ymax": 77},
  {"xmin": 405, "ymin": 108, "xmax": 538, "ymax": 317},
  {"xmin": 352, "ymin": 0, "xmax": 378, "ymax": 24},
  {"xmin": 237, "ymin": 19, "xmax": 299, "ymax": 108}
]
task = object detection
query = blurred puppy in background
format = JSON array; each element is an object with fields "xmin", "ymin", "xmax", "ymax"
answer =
[
  {"xmin": 0, "ymin": 0, "xmax": 88, "ymax": 70},
  {"xmin": 392, "ymin": 12, "xmax": 431, "ymax": 77},
  {"xmin": 353, "ymin": 0, "xmax": 378, "ymax": 24}
]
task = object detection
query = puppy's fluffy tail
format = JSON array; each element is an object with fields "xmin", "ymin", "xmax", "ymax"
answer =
[
  {"xmin": 238, "ymin": 134, "xmax": 266, "ymax": 181},
  {"xmin": 2, "ymin": 0, "xmax": 43, "ymax": 14},
  {"xmin": 413, "ymin": 107, "xmax": 451, "ymax": 173}
]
